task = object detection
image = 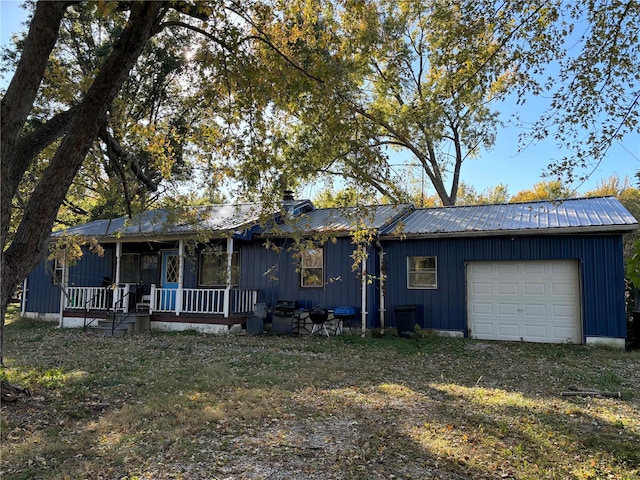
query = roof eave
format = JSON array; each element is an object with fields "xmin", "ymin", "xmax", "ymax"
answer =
[{"xmin": 380, "ymin": 224, "xmax": 638, "ymax": 240}]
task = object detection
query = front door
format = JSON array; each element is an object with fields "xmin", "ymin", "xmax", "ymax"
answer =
[{"xmin": 160, "ymin": 250, "xmax": 179, "ymax": 310}]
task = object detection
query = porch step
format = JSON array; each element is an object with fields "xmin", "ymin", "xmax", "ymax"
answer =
[{"xmin": 90, "ymin": 313, "xmax": 150, "ymax": 336}]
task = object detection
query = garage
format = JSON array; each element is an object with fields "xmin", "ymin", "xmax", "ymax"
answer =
[{"xmin": 466, "ymin": 260, "xmax": 582, "ymax": 344}]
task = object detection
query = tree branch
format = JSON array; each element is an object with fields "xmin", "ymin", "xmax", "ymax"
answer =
[{"xmin": 98, "ymin": 127, "xmax": 159, "ymax": 193}]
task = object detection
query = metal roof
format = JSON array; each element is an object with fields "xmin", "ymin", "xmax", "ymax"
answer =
[
  {"xmin": 269, "ymin": 204, "xmax": 412, "ymax": 236},
  {"xmin": 53, "ymin": 197, "xmax": 636, "ymax": 242},
  {"xmin": 380, "ymin": 197, "xmax": 638, "ymax": 237},
  {"xmin": 53, "ymin": 202, "xmax": 312, "ymax": 241}
]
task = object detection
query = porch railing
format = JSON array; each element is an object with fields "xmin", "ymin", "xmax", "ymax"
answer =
[
  {"xmin": 65, "ymin": 285, "xmax": 258, "ymax": 317},
  {"xmin": 65, "ymin": 285, "xmax": 130, "ymax": 312},
  {"xmin": 150, "ymin": 286, "xmax": 258, "ymax": 316}
]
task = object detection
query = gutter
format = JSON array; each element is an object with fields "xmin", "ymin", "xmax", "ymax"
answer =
[{"xmin": 379, "ymin": 224, "xmax": 639, "ymax": 240}]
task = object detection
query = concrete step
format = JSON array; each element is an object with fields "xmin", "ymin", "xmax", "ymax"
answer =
[{"xmin": 90, "ymin": 313, "xmax": 150, "ymax": 336}]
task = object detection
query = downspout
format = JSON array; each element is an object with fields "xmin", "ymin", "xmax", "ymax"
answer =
[
  {"xmin": 223, "ymin": 236, "xmax": 233, "ymax": 318},
  {"xmin": 361, "ymin": 252, "xmax": 367, "ymax": 337},
  {"xmin": 113, "ymin": 241, "xmax": 122, "ymax": 311},
  {"xmin": 376, "ymin": 241, "xmax": 386, "ymax": 334},
  {"xmin": 176, "ymin": 240, "xmax": 184, "ymax": 316}
]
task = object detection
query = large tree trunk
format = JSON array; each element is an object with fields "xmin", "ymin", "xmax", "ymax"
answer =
[{"xmin": 0, "ymin": 2, "xmax": 165, "ymax": 365}]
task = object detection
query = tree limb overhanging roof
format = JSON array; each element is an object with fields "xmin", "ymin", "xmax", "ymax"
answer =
[
  {"xmin": 52, "ymin": 201, "xmax": 314, "ymax": 242},
  {"xmin": 263, "ymin": 204, "xmax": 413, "ymax": 237}
]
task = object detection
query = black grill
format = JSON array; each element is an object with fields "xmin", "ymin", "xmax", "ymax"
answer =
[
  {"xmin": 274, "ymin": 300, "xmax": 298, "ymax": 317},
  {"xmin": 309, "ymin": 307, "xmax": 329, "ymax": 324}
]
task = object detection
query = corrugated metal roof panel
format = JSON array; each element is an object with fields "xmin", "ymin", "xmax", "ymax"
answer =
[
  {"xmin": 381, "ymin": 197, "xmax": 637, "ymax": 236},
  {"xmin": 273, "ymin": 204, "xmax": 412, "ymax": 235},
  {"xmin": 53, "ymin": 202, "xmax": 311, "ymax": 240}
]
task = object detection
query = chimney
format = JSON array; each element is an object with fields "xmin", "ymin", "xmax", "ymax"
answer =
[{"xmin": 283, "ymin": 190, "xmax": 295, "ymax": 215}]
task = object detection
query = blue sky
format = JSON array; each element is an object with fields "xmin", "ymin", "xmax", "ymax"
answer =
[{"xmin": 2, "ymin": 0, "xmax": 638, "ymax": 198}]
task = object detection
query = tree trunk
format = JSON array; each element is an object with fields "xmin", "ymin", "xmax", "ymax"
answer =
[{"xmin": 0, "ymin": 2, "xmax": 165, "ymax": 366}]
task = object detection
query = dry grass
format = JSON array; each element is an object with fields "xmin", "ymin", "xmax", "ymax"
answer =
[{"xmin": 1, "ymin": 307, "xmax": 639, "ymax": 480}]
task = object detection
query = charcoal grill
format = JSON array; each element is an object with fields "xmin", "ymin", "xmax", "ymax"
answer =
[{"xmin": 309, "ymin": 306, "xmax": 330, "ymax": 337}]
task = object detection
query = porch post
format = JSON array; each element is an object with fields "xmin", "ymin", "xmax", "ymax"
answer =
[
  {"xmin": 379, "ymin": 247, "xmax": 386, "ymax": 334},
  {"xmin": 20, "ymin": 277, "xmax": 27, "ymax": 316},
  {"xmin": 361, "ymin": 252, "xmax": 367, "ymax": 337},
  {"xmin": 176, "ymin": 240, "xmax": 184, "ymax": 316},
  {"xmin": 223, "ymin": 236, "xmax": 233, "ymax": 318},
  {"xmin": 113, "ymin": 241, "xmax": 122, "ymax": 311},
  {"xmin": 58, "ymin": 254, "xmax": 68, "ymax": 328},
  {"xmin": 149, "ymin": 284, "xmax": 156, "ymax": 314}
]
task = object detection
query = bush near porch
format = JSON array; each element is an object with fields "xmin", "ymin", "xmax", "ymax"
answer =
[{"xmin": 1, "ymin": 307, "xmax": 639, "ymax": 480}]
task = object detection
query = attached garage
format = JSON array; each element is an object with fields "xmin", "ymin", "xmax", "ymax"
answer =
[
  {"xmin": 466, "ymin": 260, "xmax": 581, "ymax": 343},
  {"xmin": 379, "ymin": 196, "xmax": 637, "ymax": 346}
]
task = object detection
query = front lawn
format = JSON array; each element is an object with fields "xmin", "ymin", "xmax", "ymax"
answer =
[{"xmin": 2, "ymin": 312, "xmax": 639, "ymax": 479}]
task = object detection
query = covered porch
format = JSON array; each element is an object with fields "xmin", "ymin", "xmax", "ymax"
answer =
[{"xmin": 59, "ymin": 235, "xmax": 260, "ymax": 332}]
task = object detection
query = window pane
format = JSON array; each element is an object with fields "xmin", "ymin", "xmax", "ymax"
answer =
[
  {"xmin": 409, "ymin": 256, "xmax": 435, "ymax": 270},
  {"xmin": 301, "ymin": 247, "xmax": 323, "ymax": 287},
  {"xmin": 121, "ymin": 254, "xmax": 139, "ymax": 283},
  {"xmin": 409, "ymin": 272, "xmax": 436, "ymax": 288},
  {"xmin": 407, "ymin": 256, "xmax": 437, "ymax": 289},
  {"xmin": 165, "ymin": 255, "xmax": 179, "ymax": 284},
  {"xmin": 303, "ymin": 268, "xmax": 323, "ymax": 287},
  {"xmin": 302, "ymin": 249, "xmax": 323, "ymax": 268},
  {"xmin": 199, "ymin": 251, "xmax": 239, "ymax": 286},
  {"xmin": 140, "ymin": 255, "xmax": 158, "ymax": 284}
]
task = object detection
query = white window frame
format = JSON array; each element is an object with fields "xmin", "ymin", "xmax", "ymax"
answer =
[
  {"xmin": 301, "ymin": 247, "xmax": 324, "ymax": 288},
  {"xmin": 51, "ymin": 258, "xmax": 64, "ymax": 285},
  {"xmin": 407, "ymin": 256, "xmax": 437, "ymax": 289}
]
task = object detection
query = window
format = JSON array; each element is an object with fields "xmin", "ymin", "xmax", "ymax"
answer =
[
  {"xmin": 407, "ymin": 256, "xmax": 437, "ymax": 289},
  {"xmin": 121, "ymin": 254, "xmax": 140, "ymax": 284},
  {"xmin": 199, "ymin": 251, "xmax": 239, "ymax": 286},
  {"xmin": 301, "ymin": 247, "xmax": 324, "ymax": 287},
  {"xmin": 121, "ymin": 253, "xmax": 158, "ymax": 284},
  {"xmin": 164, "ymin": 254, "xmax": 179, "ymax": 284},
  {"xmin": 140, "ymin": 254, "xmax": 158, "ymax": 284},
  {"xmin": 51, "ymin": 258, "xmax": 64, "ymax": 285}
]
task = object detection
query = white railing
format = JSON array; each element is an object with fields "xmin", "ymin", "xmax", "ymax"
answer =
[
  {"xmin": 231, "ymin": 289, "xmax": 259, "ymax": 314},
  {"xmin": 150, "ymin": 286, "xmax": 258, "ymax": 316},
  {"xmin": 151, "ymin": 287, "xmax": 178, "ymax": 313},
  {"xmin": 65, "ymin": 285, "xmax": 257, "ymax": 317},
  {"xmin": 182, "ymin": 288, "xmax": 225, "ymax": 314},
  {"xmin": 65, "ymin": 285, "xmax": 130, "ymax": 312}
]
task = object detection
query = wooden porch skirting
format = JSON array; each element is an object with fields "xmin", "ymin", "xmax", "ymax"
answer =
[{"xmin": 64, "ymin": 310, "xmax": 247, "ymax": 326}]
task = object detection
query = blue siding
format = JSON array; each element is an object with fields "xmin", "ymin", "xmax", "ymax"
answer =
[
  {"xmin": 183, "ymin": 257, "xmax": 197, "ymax": 288},
  {"xmin": 25, "ymin": 259, "xmax": 61, "ymax": 314},
  {"xmin": 240, "ymin": 238, "xmax": 376, "ymax": 324},
  {"xmin": 381, "ymin": 235, "xmax": 626, "ymax": 339},
  {"xmin": 25, "ymin": 247, "xmax": 115, "ymax": 314},
  {"xmin": 69, "ymin": 247, "xmax": 114, "ymax": 287}
]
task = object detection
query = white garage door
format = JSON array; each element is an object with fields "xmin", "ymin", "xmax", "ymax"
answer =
[{"xmin": 466, "ymin": 260, "xmax": 582, "ymax": 344}]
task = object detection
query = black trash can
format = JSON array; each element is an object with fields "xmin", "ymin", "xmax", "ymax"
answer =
[
  {"xmin": 246, "ymin": 316, "xmax": 264, "ymax": 335},
  {"xmin": 394, "ymin": 304, "xmax": 417, "ymax": 338}
]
